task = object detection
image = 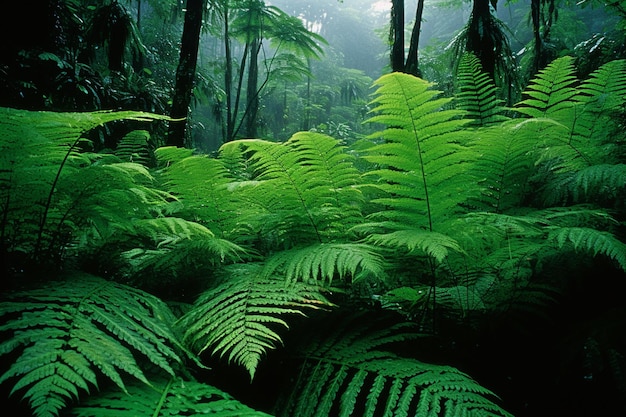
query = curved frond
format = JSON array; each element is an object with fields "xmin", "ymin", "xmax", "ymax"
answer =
[
  {"xmin": 516, "ymin": 56, "xmax": 578, "ymax": 120},
  {"xmin": 0, "ymin": 274, "xmax": 185, "ymax": 417},
  {"xmin": 177, "ymin": 264, "xmax": 334, "ymax": 380},
  {"xmin": 263, "ymin": 242, "xmax": 386, "ymax": 285},
  {"xmin": 357, "ymin": 72, "xmax": 474, "ymax": 262},
  {"xmin": 279, "ymin": 313, "xmax": 512, "ymax": 417},
  {"xmin": 548, "ymin": 227, "xmax": 626, "ymax": 271}
]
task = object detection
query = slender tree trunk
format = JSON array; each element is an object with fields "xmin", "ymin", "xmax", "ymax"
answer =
[
  {"xmin": 405, "ymin": 0, "xmax": 424, "ymax": 76},
  {"xmin": 531, "ymin": 0, "xmax": 542, "ymax": 73},
  {"xmin": 390, "ymin": 0, "xmax": 405, "ymax": 72},
  {"xmin": 167, "ymin": 0, "xmax": 206, "ymax": 147},
  {"xmin": 223, "ymin": 8, "xmax": 237, "ymax": 142},
  {"xmin": 244, "ymin": 36, "xmax": 261, "ymax": 138}
]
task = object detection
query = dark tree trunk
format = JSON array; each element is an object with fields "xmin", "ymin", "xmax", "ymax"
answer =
[
  {"xmin": 390, "ymin": 0, "xmax": 405, "ymax": 72},
  {"xmin": 405, "ymin": 0, "xmax": 424, "ymax": 76},
  {"xmin": 467, "ymin": 0, "xmax": 496, "ymax": 79},
  {"xmin": 244, "ymin": 36, "xmax": 261, "ymax": 138},
  {"xmin": 167, "ymin": 0, "xmax": 206, "ymax": 147}
]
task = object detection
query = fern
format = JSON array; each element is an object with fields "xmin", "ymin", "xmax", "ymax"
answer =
[
  {"xmin": 177, "ymin": 263, "xmax": 334, "ymax": 380},
  {"xmin": 277, "ymin": 313, "xmax": 512, "ymax": 417},
  {"xmin": 357, "ymin": 72, "xmax": 475, "ymax": 263},
  {"xmin": 219, "ymin": 132, "xmax": 364, "ymax": 246},
  {"xmin": 114, "ymin": 129, "xmax": 153, "ymax": 166},
  {"xmin": 70, "ymin": 378, "xmax": 273, "ymax": 417},
  {"xmin": 0, "ymin": 274, "xmax": 187, "ymax": 417},
  {"xmin": 548, "ymin": 227, "xmax": 626, "ymax": 271},
  {"xmin": 517, "ymin": 57, "xmax": 626, "ymax": 173},
  {"xmin": 455, "ymin": 53, "xmax": 509, "ymax": 127},
  {"xmin": 516, "ymin": 56, "xmax": 579, "ymax": 120},
  {"xmin": 263, "ymin": 242, "xmax": 386, "ymax": 285},
  {"xmin": 0, "ymin": 107, "xmax": 173, "ymax": 273}
]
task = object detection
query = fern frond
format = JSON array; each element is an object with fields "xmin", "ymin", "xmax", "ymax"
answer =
[
  {"xmin": 219, "ymin": 132, "xmax": 363, "ymax": 245},
  {"xmin": 467, "ymin": 118, "xmax": 560, "ymax": 212},
  {"xmin": 360, "ymin": 72, "xmax": 475, "ymax": 239},
  {"xmin": 542, "ymin": 164, "xmax": 626, "ymax": 205},
  {"xmin": 114, "ymin": 130, "xmax": 153, "ymax": 166},
  {"xmin": 70, "ymin": 378, "xmax": 273, "ymax": 417},
  {"xmin": 578, "ymin": 59, "xmax": 626, "ymax": 114},
  {"xmin": 155, "ymin": 147, "xmax": 250, "ymax": 240},
  {"xmin": 263, "ymin": 242, "xmax": 386, "ymax": 285},
  {"xmin": 177, "ymin": 264, "xmax": 334, "ymax": 380},
  {"xmin": 279, "ymin": 313, "xmax": 512, "ymax": 417},
  {"xmin": 455, "ymin": 53, "xmax": 509, "ymax": 127},
  {"xmin": 516, "ymin": 56, "xmax": 579, "ymax": 120},
  {"xmin": 548, "ymin": 227, "xmax": 626, "ymax": 271},
  {"xmin": 0, "ymin": 274, "xmax": 185, "ymax": 417},
  {"xmin": 363, "ymin": 227, "xmax": 465, "ymax": 263}
]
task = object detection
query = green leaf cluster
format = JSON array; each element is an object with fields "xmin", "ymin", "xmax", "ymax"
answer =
[{"xmin": 1, "ymin": 53, "xmax": 625, "ymax": 417}]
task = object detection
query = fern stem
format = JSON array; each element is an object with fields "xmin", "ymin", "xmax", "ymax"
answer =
[
  {"xmin": 153, "ymin": 377, "xmax": 174, "ymax": 417},
  {"xmin": 34, "ymin": 137, "xmax": 82, "ymax": 262}
]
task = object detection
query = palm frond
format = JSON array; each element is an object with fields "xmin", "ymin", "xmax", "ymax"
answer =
[
  {"xmin": 70, "ymin": 378, "xmax": 273, "ymax": 417},
  {"xmin": 0, "ymin": 274, "xmax": 186, "ymax": 417},
  {"xmin": 177, "ymin": 264, "xmax": 334, "ymax": 380}
]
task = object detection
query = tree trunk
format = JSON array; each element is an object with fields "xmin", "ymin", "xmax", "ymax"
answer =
[
  {"xmin": 244, "ymin": 36, "xmax": 261, "ymax": 138},
  {"xmin": 390, "ymin": 0, "xmax": 405, "ymax": 72},
  {"xmin": 405, "ymin": 0, "xmax": 424, "ymax": 76},
  {"xmin": 167, "ymin": 0, "xmax": 206, "ymax": 147},
  {"xmin": 467, "ymin": 0, "xmax": 496, "ymax": 79}
]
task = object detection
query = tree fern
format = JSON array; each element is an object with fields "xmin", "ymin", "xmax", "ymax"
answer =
[
  {"xmin": 455, "ymin": 53, "xmax": 509, "ymax": 127},
  {"xmin": 176, "ymin": 263, "xmax": 334, "ymax": 380},
  {"xmin": 70, "ymin": 377, "xmax": 273, "ymax": 417},
  {"xmin": 276, "ymin": 313, "xmax": 512, "ymax": 417},
  {"xmin": 0, "ymin": 274, "xmax": 187, "ymax": 417}
]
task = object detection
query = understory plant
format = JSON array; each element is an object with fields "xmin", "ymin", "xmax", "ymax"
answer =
[{"xmin": 1, "ymin": 54, "xmax": 625, "ymax": 417}]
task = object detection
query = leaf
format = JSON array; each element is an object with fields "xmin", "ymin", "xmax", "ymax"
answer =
[
  {"xmin": 0, "ymin": 274, "xmax": 186, "ymax": 417},
  {"xmin": 177, "ymin": 264, "xmax": 334, "ymax": 380}
]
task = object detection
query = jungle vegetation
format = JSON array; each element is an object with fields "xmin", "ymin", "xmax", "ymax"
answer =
[{"xmin": 1, "ymin": 1, "xmax": 626, "ymax": 417}]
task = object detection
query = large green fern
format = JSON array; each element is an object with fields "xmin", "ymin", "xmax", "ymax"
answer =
[
  {"xmin": 358, "ymin": 72, "xmax": 475, "ymax": 260},
  {"xmin": 176, "ymin": 263, "xmax": 334, "ymax": 380},
  {"xmin": 0, "ymin": 274, "xmax": 187, "ymax": 417},
  {"xmin": 276, "ymin": 313, "xmax": 513, "ymax": 417},
  {"xmin": 219, "ymin": 131, "xmax": 364, "ymax": 245}
]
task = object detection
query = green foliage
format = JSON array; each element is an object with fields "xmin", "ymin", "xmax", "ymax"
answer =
[
  {"xmin": 177, "ymin": 263, "xmax": 333, "ymax": 379},
  {"xmin": 0, "ymin": 274, "xmax": 186, "ymax": 417},
  {"xmin": 276, "ymin": 314, "xmax": 513, "ymax": 417},
  {"xmin": 70, "ymin": 378, "xmax": 273, "ymax": 417},
  {"xmin": 360, "ymin": 72, "xmax": 474, "ymax": 241},
  {"xmin": 219, "ymin": 131, "xmax": 364, "ymax": 245},
  {"xmin": 455, "ymin": 53, "xmax": 509, "ymax": 127}
]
